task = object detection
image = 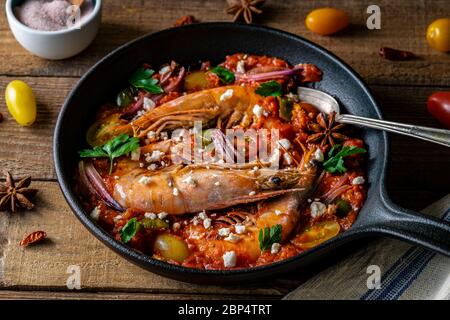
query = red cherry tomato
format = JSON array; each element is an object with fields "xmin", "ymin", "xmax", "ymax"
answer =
[{"xmin": 427, "ymin": 92, "xmax": 450, "ymax": 129}]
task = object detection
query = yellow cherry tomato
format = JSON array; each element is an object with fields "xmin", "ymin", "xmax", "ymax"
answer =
[
  {"xmin": 5, "ymin": 80, "xmax": 37, "ymax": 126},
  {"xmin": 296, "ymin": 221, "xmax": 341, "ymax": 250},
  {"xmin": 154, "ymin": 233, "xmax": 189, "ymax": 263},
  {"xmin": 426, "ymin": 18, "xmax": 450, "ymax": 52},
  {"xmin": 305, "ymin": 8, "xmax": 349, "ymax": 36}
]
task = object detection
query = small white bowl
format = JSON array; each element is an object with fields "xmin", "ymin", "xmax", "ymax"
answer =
[{"xmin": 5, "ymin": 0, "xmax": 102, "ymax": 60}]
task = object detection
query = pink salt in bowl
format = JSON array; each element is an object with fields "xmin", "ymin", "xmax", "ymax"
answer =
[{"xmin": 5, "ymin": 0, "xmax": 102, "ymax": 60}]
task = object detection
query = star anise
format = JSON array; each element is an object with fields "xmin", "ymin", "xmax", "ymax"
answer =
[
  {"xmin": 0, "ymin": 172, "xmax": 38, "ymax": 212},
  {"xmin": 307, "ymin": 112, "xmax": 349, "ymax": 148},
  {"xmin": 226, "ymin": 0, "xmax": 265, "ymax": 24}
]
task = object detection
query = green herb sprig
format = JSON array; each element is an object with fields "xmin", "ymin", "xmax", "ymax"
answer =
[
  {"xmin": 79, "ymin": 134, "xmax": 140, "ymax": 174},
  {"xmin": 255, "ymin": 80, "xmax": 282, "ymax": 97},
  {"xmin": 258, "ymin": 224, "xmax": 282, "ymax": 251},
  {"xmin": 323, "ymin": 144, "xmax": 366, "ymax": 173},
  {"xmin": 120, "ymin": 217, "xmax": 139, "ymax": 243},
  {"xmin": 129, "ymin": 68, "xmax": 164, "ymax": 94},
  {"xmin": 210, "ymin": 66, "xmax": 235, "ymax": 84},
  {"xmin": 119, "ymin": 217, "xmax": 169, "ymax": 244}
]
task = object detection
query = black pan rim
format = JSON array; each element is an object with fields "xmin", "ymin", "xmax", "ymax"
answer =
[{"xmin": 53, "ymin": 22, "xmax": 390, "ymax": 278}]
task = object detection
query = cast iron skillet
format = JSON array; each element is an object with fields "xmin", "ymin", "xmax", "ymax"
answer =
[{"xmin": 54, "ymin": 23, "xmax": 450, "ymax": 284}]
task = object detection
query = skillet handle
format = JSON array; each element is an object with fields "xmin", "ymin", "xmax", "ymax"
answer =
[{"xmin": 373, "ymin": 200, "xmax": 450, "ymax": 257}]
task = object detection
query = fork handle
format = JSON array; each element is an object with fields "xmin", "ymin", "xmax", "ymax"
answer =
[{"xmin": 336, "ymin": 114, "xmax": 450, "ymax": 147}]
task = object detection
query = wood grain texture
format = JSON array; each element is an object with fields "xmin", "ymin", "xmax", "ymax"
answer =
[
  {"xmin": 0, "ymin": 182, "xmax": 292, "ymax": 295},
  {"xmin": 0, "ymin": 0, "xmax": 449, "ymax": 85},
  {"xmin": 0, "ymin": 290, "xmax": 277, "ymax": 300}
]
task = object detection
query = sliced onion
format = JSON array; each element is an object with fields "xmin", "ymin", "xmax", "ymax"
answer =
[
  {"xmin": 323, "ymin": 184, "xmax": 352, "ymax": 204},
  {"xmin": 82, "ymin": 160, "xmax": 125, "ymax": 212},
  {"xmin": 121, "ymin": 94, "xmax": 163, "ymax": 119},
  {"xmin": 236, "ymin": 65, "xmax": 303, "ymax": 82},
  {"xmin": 78, "ymin": 161, "xmax": 98, "ymax": 197},
  {"xmin": 163, "ymin": 66, "xmax": 186, "ymax": 93}
]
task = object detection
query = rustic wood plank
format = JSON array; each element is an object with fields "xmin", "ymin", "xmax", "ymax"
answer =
[
  {"xmin": 0, "ymin": 181, "xmax": 292, "ymax": 295},
  {"xmin": 0, "ymin": 290, "xmax": 276, "ymax": 300},
  {"xmin": 0, "ymin": 0, "xmax": 449, "ymax": 86},
  {"xmin": 1, "ymin": 76, "xmax": 448, "ymax": 210}
]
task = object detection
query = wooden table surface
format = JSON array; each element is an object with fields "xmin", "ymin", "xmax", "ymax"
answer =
[{"xmin": 0, "ymin": 0, "xmax": 449, "ymax": 300}]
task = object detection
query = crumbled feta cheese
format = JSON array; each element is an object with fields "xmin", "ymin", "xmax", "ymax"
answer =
[
  {"xmin": 314, "ymin": 148, "xmax": 324, "ymax": 162},
  {"xmin": 192, "ymin": 216, "xmax": 200, "ymax": 226},
  {"xmin": 159, "ymin": 65, "xmax": 171, "ymax": 75},
  {"xmin": 160, "ymin": 132, "xmax": 169, "ymax": 140},
  {"xmin": 250, "ymin": 166, "xmax": 259, "ymax": 174},
  {"xmin": 234, "ymin": 224, "xmax": 246, "ymax": 234},
  {"xmin": 271, "ymin": 243, "xmax": 281, "ymax": 254},
  {"xmin": 113, "ymin": 215, "xmax": 122, "ymax": 223},
  {"xmin": 145, "ymin": 212, "xmax": 157, "ymax": 219},
  {"xmin": 218, "ymin": 227, "xmax": 231, "ymax": 237},
  {"xmin": 214, "ymin": 181, "xmax": 220, "ymax": 186},
  {"xmin": 203, "ymin": 218, "xmax": 212, "ymax": 229},
  {"xmin": 131, "ymin": 148, "xmax": 141, "ymax": 161},
  {"xmin": 138, "ymin": 176, "xmax": 152, "ymax": 185},
  {"xmin": 224, "ymin": 233, "xmax": 240, "ymax": 243},
  {"xmin": 147, "ymin": 164, "xmax": 157, "ymax": 171},
  {"xmin": 310, "ymin": 201, "xmax": 327, "ymax": 218},
  {"xmin": 145, "ymin": 150, "xmax": 165, "ymax": 163},
  {"xmin": 283, "ymin": 153, "xmax": 293, "ymax": 165},
  {"xmin": 352, "ymin": 176, "xmax": 365, "ymax": 185},
  {"xmin": 173, "ymin": 188, "xmax": 179, "ymax": 196},
  {"xmin": 139, "ymin": 162, "xmax": 145, "ymax": 168},
  {"xmin": 90, "ymin": 206, "xmax": 100, "ymax": 221},
  {"xmin": 198, "ymin": 210, "xmax": 208, "ymax": 220},
  {"xmin": 182, "ymin": 175, "xmax": 197, "ymax": 186},
  {"xmin": 277, "ymin": 138, "xmax": 292, "ymax": 150},
  {"xmin": 248, "ymin": 191, "xmax": 256, "ymax": 196},
  {"xmin": 236, "ymin": 60, "xmax": 246, "ymax": 73},
  {"xmin": 158, "ymin": 212, "xmax": 168, "ymax": 220},
  {"xmin": 143, "ymin": 97, "xmax": 156, "ymax": 111},
  {"xmin": 147, "ymin": 131, "xmax": 157, "ymax": 140},
  {"xmin": 223, "ymin": 251, "xmax": 237, "ymax": 268},
  {"xmin": 253, "ymin": 104, "xmax": 264, "ymax": 118},
  {"xmin": 275, "ymin": 210, "xmax": 282, "ymax": 216},
  {"xmin": 114, "ymin": 176, "xmax": 119, "ymax": 180},
  {"xmin": 219, "ymin": 89, "xmax": 234, "ymax": 102},
  {"xmin": 172, "ymin": 222, "xmax": 181, "ymax": 231}
]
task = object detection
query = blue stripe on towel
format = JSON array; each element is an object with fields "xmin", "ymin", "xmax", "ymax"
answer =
[{"xmin": 361, "ymin": 208, "xmax": 450, "ymax": 300}]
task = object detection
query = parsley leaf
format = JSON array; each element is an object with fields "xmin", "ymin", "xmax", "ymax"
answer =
[
  {"xmin": 323, "ymin": 144, "xmax": 366, "ymax": 173},
  {"xmin": 79, "ymin": 134, "xmax": 140, "ymax": 174},
  {"xmin": 210, "ymin": 66, "xmax": 235, "ymax": 84},
  {"xmin": 255, "ymin": 80, "xmax": 282, "ymax": 97},
  {"xmin": 129, "ymin": 68, "xmax": 164, "ymax": 94},
  {"xmin": 258, "ymin": 224, "xmax": 282, "ymax": 251},
  {"xmin": 120, "ymin": 218, "xmax": 139, "ymax": 243}
]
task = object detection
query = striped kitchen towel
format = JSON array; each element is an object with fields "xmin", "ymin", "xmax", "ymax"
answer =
[{"xmin": 284, "ymin": 194, "xmax": 450, "ymax": 300}]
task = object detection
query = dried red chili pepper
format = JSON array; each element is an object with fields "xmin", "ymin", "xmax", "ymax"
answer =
[
  {"xmin": 174, "ymin": 15, "xmax": 197, "ymax": 27},
  {"xmin": 379, "ymin": 47, "xmax": 415, "ymax": 61},
  {"xmin": 20, "ymin": 231, "xmax": 47, "ymax": 247}
]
